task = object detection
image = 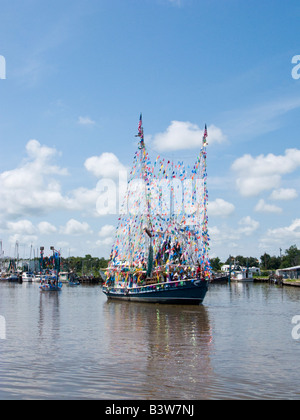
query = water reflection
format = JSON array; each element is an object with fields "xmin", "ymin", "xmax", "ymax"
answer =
[
  {"xmin": 104, "ymin": 301, "xmax": 213, "ymax": 399},
  {"xmin": 38, "ymin": 292, "xmax": 61, "ymax": 342},
  {"xmin": 1, "ymin": 283, "xmax": 300, "ymax": 399},
  {"xmin": 282, "ymin": 285, "xmax": 300, "ymax": 302}
]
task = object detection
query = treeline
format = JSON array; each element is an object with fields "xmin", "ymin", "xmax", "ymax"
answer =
[
  {"xmin": 210, "ymin": 245, "xmax": 300, "ymax": 272},
  {"xmin": 61, "ymin": 254, "xmax": 109, "ymax": 277}
]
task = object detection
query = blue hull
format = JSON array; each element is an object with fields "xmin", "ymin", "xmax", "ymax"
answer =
[
  {"xmin": 40, "ymin": 282, "xmax": 62, "ymax": 292},
  {"xmin": 103, "ymin": 280, "xmax": 208, "ymax": 305}
]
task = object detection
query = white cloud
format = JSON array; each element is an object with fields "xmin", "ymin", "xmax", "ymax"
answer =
[
  {"xmin": 78, "ymin": 116, "xmax": 96, "ymax": 126},
  {"xmin": 96, "ymin": 224, "xmax": 116, "ymax": 248},
  {"xmin": 151, "ymin": 121, "xmax": 227, "ymax": 152},
  {"xmin": 255, "ymin": 199, "xmax": 282, "ymax": 214},
  {"xmin": 7, "ymin": 220, "xmax": 36, "ymax": 235},
  {"xmin": 270, "ymin": 188, "xmax": 298, "ymax": 201},
  {"xmin": 96, "ymin": 236, "xmax": 114, "ymax": 247},
  {"xmin": 208, "ymin": 198, "xmax": 235, "ymax": 217},
  {"xmin": 238, "ymin": 216, "xmax": 260, "ymax": 236},
  {"xmin": 38, "ymin": 221, "xmax": 57, "ymax": 235},
  {"xmin": 99, "ymin": 224, "xmax": 115, "ymax": 238},
  {"xmin": 269, "ymin": 219, "xmax": 300, "ymax": 239},
  {"xmin": 232, "ymin": 149, "xmax": 300, "ymax": 197},
  {"xmin": 69, "ymin": 186, "xmax": 101, "ymax": 215},
  {"xmin": 260, "ymin": 219, "xmax": 300, "ymax": 250},
  {"xmin": 8, "ymin": 233, "xmax": 38, "ymax": 246},
  {"xmin": 60, "ymin": 219, "xmax": 92, "ymax": 235},
  {"xmin": 5, "ymin": 219, "xmax": 57, "ymax": 249},
  {"xmin": 209, "ymin": 216, "xmax": 259, "ymax": 252},
  {"xmin": 0, "ymin": 139, "xmax": 69, "ymax": 218},
  {"xmin": 209, "ymin": 224, "xmax": 240, "ymax": 249},
  {"xmin": 0, "ymin": 140, "xmax": 126, "ymax": 222},
  {"xmin": 84, "ymin": 152, "xmax": 127, "ymax": 179},
  {"xmin": 57, "ymin": 241, "xmax": 71, "ymax": 249}
]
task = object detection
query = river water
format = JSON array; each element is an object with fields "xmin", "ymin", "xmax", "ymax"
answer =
[{"xmin": 0, "ymin": 281, "xmax": 299, "ymax": 400}]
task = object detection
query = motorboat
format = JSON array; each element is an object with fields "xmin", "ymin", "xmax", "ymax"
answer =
[{"xmin": 22, "ymin": 272, "xmax": 34, "ymax": 282}]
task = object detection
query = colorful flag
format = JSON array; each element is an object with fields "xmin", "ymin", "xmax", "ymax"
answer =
[
  {"xmin": 137, "ymin": 113, "xmax": 145, "ymax": 148},
  {"xmin": 203, "ymin": 124, "xmax": 208, "ymax": 146}
]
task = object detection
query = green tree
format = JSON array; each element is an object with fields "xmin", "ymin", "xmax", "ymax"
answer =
[
  {"xmin": 281, "ymin": 245, "xmax": 300, "ymax": 268},
  {"xmin": 260, "ymin": 253, "xmax": 271, "ymax": 270},
  {"xmin": 63, "ymin": 255, "xmax": 109, "ymax": 277},
  {"xmin": 225, "ymin": 255, "xmax": 259, "ymax": 268},
  {"xmin": 260, "ymin": 253, "xmax": 281, "ymax": 270},
  {"xmin": 269, "ymin": 255, "xmax": 281, "ymax": 270},
  {"xmin": 210, "ymin": 257, "xmax": 222, "ymax": 271}
]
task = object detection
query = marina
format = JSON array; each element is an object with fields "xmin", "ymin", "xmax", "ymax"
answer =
[
  {"xmin": 0, "ymin": 0, "xmax": 299, "ymax": 404},
  {"xmin": 0, "ymin": 281, "xmax": 300, "ymax": 400}
]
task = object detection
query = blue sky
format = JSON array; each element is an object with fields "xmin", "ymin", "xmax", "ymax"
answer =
[{"xmin": 0, "ymin": 0, "xmax": 300, "ymax": 261}]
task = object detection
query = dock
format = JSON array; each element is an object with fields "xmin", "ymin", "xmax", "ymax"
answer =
[
  {"xmin": 253, "ymin": 278, "xmax": 270, "ymax": 283},
  {"xmin": 283, "ymin": 280, "xmax": 300, "ymax": 287}
]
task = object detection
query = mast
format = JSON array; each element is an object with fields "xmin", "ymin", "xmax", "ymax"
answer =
[
  {"xmin": 170, "ymin": 159, "xmax": 174, "ymax": 225},
  {"xmin": 136, "ymin": 113, "xmax": 153, "ymax": 233},
  {"xmin": 40, "ymin": 247, "xmax": 44, "ymax": 273},
  {"xmin": 136, "ymin": 114, "xmax": 153, "ymax": 275},
  {"xmin": 201, "ymin": 124, "xmax": 210, "ymax": 278}
]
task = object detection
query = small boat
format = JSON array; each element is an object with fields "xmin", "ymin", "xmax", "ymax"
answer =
[
  {"xmin": 59, "ymin": 272, "xmax": 72, "ymax": 283},
  {"xmin": 0, "ymin": 273, "xmax": 8, "ymax": 281},
  {"xmin": 32, "ymin": 274, "xmax": 41, "ymax": 283},
  {"xmin": 68, "ymin": 280, "xmax": 80, "ymax": 287},
  {"xmin": 6, "ymin": 259, "xmax": 20, "ymax": 282},
  {"xmin": 33, "ymin": 273, "xmax": 46, "ymax": 283},
  {"xmin": 8, "ymin": 273, "xmax": 20, "ymax": 282},
  {"xmin": 231, "ymin": 269, "xmax": 254, "ymax": 282},
  {"xmin": 211, "ymin": 273, "xmax": 229, "ymax": 284},
  {"xmin": 22, "ymin": 272, "xmax": 34, "ymax": 282},
  {"xmin": 40, "ymin": 277, "xmax": 62, "ymax": 291},
  {"xmin": 103, "ymin": 116, "xmax": 211, "ymax": 305},
  {"xmin": 59, "ymin": 271, "xmax": 79, "ymax": 285}
]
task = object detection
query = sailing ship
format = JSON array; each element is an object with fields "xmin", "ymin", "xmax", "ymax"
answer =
[{"xmin": 102, "ymin": 115, "xmax": 211, "ymax": 305}]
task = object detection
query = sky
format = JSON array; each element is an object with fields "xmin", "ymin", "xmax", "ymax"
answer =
[{"xmin": 0, "ymin": 0, "xmax": 300, "ymax": 262}]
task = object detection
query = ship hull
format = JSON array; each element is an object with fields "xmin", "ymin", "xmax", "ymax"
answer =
[
  {"xmin": 39, "ymin": 281, "xmax": 62, "ymax": 292},
  {"xmin": 103, "ymin": 280, "xmax": 208, "ymax": 305}
]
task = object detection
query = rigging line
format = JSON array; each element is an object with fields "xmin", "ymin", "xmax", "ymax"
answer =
[{"xmin": 145, "ymin": 144, "xmax": 198, "ymax": 163}]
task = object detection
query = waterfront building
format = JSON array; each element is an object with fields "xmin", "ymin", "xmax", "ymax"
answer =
[{"xmin": 276, "ymin": 266, "xmax": 300, "ymax": 280}]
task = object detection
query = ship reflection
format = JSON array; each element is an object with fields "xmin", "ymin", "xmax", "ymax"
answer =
[
  {"xmin": 104, "ymin": 301, "xmax": 213, "ymax": 399},
  {"xmin": 38, "ymin": 291, "xmax": 61, "ymax": 342}
]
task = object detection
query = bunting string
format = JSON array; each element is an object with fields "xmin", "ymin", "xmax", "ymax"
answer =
[{"xmin": 108, "ymin": 119, "xmax": 211, "ymax": 283}]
